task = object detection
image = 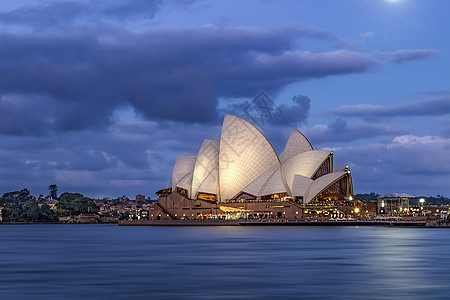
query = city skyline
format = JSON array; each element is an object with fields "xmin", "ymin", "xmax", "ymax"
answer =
[{"xmin": 0, "ymin": 0, "xmax": 449, "ymax": 198}]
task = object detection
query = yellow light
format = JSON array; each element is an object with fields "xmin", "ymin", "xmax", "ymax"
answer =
[
  {"xmin": 354, "ymin": 208, "xmax": 360, "ymax": 213},
  {"xmin": 348, "ymin": 196, "xmax": 353, "ymax": 200}
]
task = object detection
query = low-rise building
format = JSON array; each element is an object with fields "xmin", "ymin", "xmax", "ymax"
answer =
[{"xmin": 377, "ymin": 193, "xmax": 415, "ymax": 215}]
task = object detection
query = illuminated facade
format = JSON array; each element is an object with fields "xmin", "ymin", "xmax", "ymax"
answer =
[
  {"xmin": 169, "ymin": 114, "xmax": 353, "ymax": 204},
  {"xmin": 377, "ymin": 193, "xmax": 414, "ymax": 215}
]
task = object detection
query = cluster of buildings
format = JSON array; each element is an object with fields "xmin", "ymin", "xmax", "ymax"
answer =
[{"xmin": 96, "ymin": 195, "xmax": 155, "ymax": 221}]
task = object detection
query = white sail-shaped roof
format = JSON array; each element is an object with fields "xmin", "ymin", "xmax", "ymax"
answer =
[
  {"xmin": 219, "ymin": 115, "xmax": 280, "ymax": 201},
  {"xmin": 242, "ymin": 166, "xmax": 278, "ymax": 197},
  {"xmin": 259, "ymin": 168, "xmax": 287, "ymax": 196},
  {"xmin": 279, "ymin": 129, "xmax": 314, "ymax": 163},
  {"xmin": 281, "ymin": 150, "xmax": 331, "ymax": 192},
  {"xmin": 191, "ymin": 139, "xmax": 219, "ymax": 197},
  {"xmin": 171, "ymin": 155, "xmax": 197, "ymax": 196},
  {"xmin": 196, "ymin": 168, "xmax": 219, "ymax": 195},
  {"xmin": 176, "ymin": 170, "xmax": 194, "ymax": 192},
  {"xmin": 291, "ymin": 175, "xmax": 314, "ymax": 197},
  {"xmin": 303, "ymin": 171, "xmax": 352, "ymax": 204},
  {"xmin": 168, "ymin": 114, "xmax": 353, "ymax": 204}
]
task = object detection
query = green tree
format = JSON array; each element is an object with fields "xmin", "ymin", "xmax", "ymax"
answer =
[
  {"xmin": 1, "ymin": 189, "xmax": 33, "ymax": 204},
  {"xmin": 55, "ymin": 193, "xmax": 99, "ymax": 216},
  {"xmin": 2, "ymin": 199, "xmax": 58, "ymax": 223},
  {"xmin": 48, "ymin": 184, "xmax": 58, "ymax": 200}
]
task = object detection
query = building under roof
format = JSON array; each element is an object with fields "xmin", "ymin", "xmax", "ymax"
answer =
[{"xmin": 167, "ymin": 114, "xmax": 353, "ymax": 204}]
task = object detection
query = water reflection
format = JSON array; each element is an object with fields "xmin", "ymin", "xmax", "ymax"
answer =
[{"xmin": 0, "ymin": 225, "xmax": 450, "ymax": 299}]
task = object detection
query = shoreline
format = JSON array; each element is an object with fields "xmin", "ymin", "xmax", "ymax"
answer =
[
  {"xmin": 2, "ymin": 219, "xmax": 449, "ymax": 228},
  {"xmin": 0, "ymin": 221, "xmax": 117, "ymax": 225},
  {"xmin": 118, "ymin": 219, "xmax": 446, "ymax": 228}
]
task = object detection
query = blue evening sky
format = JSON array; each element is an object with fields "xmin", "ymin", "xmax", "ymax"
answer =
[{"xmin": 0, "ymin": 0, "xmax": 449, "ymax": 198}]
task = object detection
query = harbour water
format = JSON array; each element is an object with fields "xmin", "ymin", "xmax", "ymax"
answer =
[{"xmin": 1, "ymin": 224, "xmax": 450, "ymax": 299}]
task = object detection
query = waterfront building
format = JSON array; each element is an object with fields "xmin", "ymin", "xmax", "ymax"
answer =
[
  {"xmin": 155, "ymin": 114, "xmax": 354, "ymax": 220},
  {"xmin": 377, "ymin": 193, "xmax": 415, "ymax": 215}
]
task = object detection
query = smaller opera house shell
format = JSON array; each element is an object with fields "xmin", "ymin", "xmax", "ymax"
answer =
[{"xmin": 167, "ymin": 114, "xmax": 353, "ymax": 204}]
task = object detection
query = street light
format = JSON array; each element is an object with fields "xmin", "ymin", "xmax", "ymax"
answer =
[{"xmin": 419, "ymin": 198, "xmax": 425, "ymax": 206}]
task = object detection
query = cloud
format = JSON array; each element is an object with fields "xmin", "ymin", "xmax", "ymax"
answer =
[
  {"xmin": 220, "ymin": 93, "xmax": 311, "ymax": 129},
  {"xmin": 389, "ymin": 49, "xmax": 438, "ymax": 64},
  {"xmin": 304, "ymin": 118, "xmax": 410, "ymax": 144},
  {"xmin": 0, "ymin": 119, "xmax": 221, "ymax": 198},
  {"xmin": 331, "ymin": 135, "xmax": 450, "ymax": 196},
  {"xmin": 0, "ymin": 25, "xmax": 377, "ymax": 135},
  {"xmin": 360, "ymin": 31, "xmax": 374, "ymax": 39},
  {"xmin": 0, "ymin": 0, "xmax": 163, "ymax": 29},
  {"xmin": 277, "ymin": 95, "xmax": 311, "ymax": 126},
  {"xmin": 333, "ymin": 97, "xmax": 450, "ymax": 119}
]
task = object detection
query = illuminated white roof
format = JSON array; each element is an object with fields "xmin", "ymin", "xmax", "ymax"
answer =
[
  {"xmin": 169, "ymin": 115, "xmax": 353, "ymax": 203},
  {"xmin": 304, "ymin": 172, "xmax": 351, "ymax": 204},
  {"xmin": 291, "ymin": 175, "xmax": 314, "ymax": 197},
  {"xmin": 176, "ymin": 170, "xmax": 194, "ymax": 192},
  {"xmin": 219, "ymin": 115, "xmax": 280, "ymax": 201},
  {"xmin": 279, "ymin": 129, "xmax": 314, "ymax": 163},
  {"xmin": 171, "ymin": 155, "xmax": 197, "ymax": 195},
  {"xmin": 281, "ymin": 150, "xmax": 331, "ymax": 192},
  {"xmin": 242, "ymin": 166, "xmax": 278, "ymax": 197},
  {"xmin": 191, "ymin": 139, "xmax": 219, "ymax": 197},
  {"xmin": 196, "ymin": 169, "xmax": 219, "ymax": 195},
  {"xmin": 259, "ymin": 168, "xmax": 287, "ymax": 196}
]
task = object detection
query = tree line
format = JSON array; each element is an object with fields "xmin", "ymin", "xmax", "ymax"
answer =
[{"xmin": 0, "ymin": 185, "xmax": 99, "ymax": 223}]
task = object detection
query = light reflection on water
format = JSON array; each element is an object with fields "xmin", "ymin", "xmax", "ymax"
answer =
[{"xmin": 1, "ymin": 225, "xmax": 450, "ymax": 299}]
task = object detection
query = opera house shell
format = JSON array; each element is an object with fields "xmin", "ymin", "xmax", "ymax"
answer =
[{"xmin": 169, "ymin": 114, "xmax": 353, "ymax": 204}]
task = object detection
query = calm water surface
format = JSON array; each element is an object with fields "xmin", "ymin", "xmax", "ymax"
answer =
[{"xmin": 1, "ymin": 224, "xmax": 450, "ymax": 299}]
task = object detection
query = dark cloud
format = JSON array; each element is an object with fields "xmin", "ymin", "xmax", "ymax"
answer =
[
  {"xmin": 0, "ymin": 119, "xmax": 220, "ymax": 198},
  {"xmin": 389, "ymin": 49, "xmax": 438, "ymax": 64},
  {"xmin": 0, "ymin": 0, "xmax": 162, "ymax": 28},
  {"xmin": 332, "ymin": 97, "xmax": 450, "ymax": 120},
  {"xmin": 219, "ymin": 93, "xmax": 311, "ymax": 131},
  {"xmin": 277, "ymin": 95, "xmax": 311, "ymax": 126},
  {"xmin": 0, "ymin": 94, "xmax": 52, "ymax": 136},
  {"xmin": 0, "ymin": 25, "xmax": 376, "ymax": 135},
  {"xmin": 304, "ymin": 118, "xmax": 410, "ymax": 144}
]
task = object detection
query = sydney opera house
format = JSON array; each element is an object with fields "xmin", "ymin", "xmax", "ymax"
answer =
[{"xmin": 154, "ymin": 114, "xmax": 353, "ymax": 220}]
